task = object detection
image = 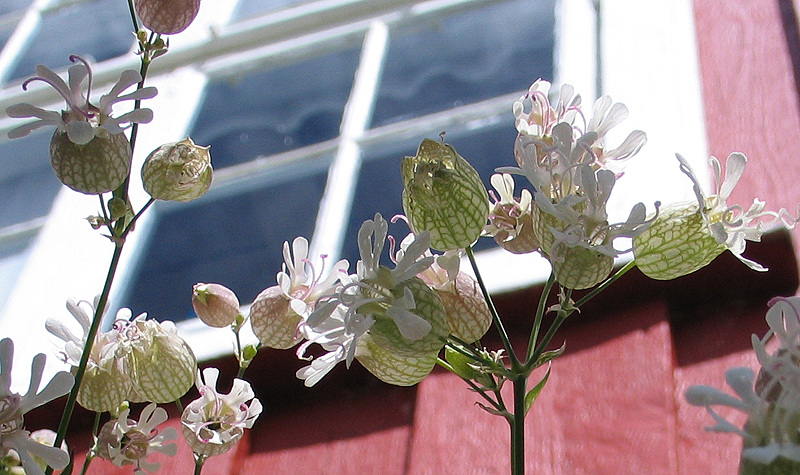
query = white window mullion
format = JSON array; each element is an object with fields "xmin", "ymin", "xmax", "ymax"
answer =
[
  {"xmin": 0, "ymin": 0, "xmax": 54, "ymax": 84},
  {"xmin": 309, "ymin": 20, "xmax": 389, "ymax": 266}
]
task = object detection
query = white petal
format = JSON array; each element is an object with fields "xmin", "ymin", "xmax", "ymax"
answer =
[{"xmin": 719, "ymin": 153, "xmax": 747, "ymax": 200}]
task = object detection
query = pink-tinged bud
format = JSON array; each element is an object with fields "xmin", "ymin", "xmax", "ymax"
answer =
[
  {"xmin": 135, "ymin": 0, "xmax": 201, "ymax": 35},
  {"xmin": 142, "ymin": 137, "xmax": 212, "ymax": 202},
  {"xmin": 50, "ymin": 128, "xmax": 131, "ymax": 194},
  {"xmin": 192, "ymin": 283, "xmax": 240, "ymax": 328}
]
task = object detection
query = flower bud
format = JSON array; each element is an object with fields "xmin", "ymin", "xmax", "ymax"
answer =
[
  {"xmin": 402, "ymin": 139, "xmax": 489, "ymax": 251},
  {"xmin": 355, "ymin": 333, "xmax": 439, "ymax": 386},
  {"xmin": 50, "ymin": 128, "xmax": 131, "ymax": 194},
  {"xmin": 249, "ymin": 285, "xmax": 304, "ymax": 349},
  {"xmin": 128, "ymin": 319, "xmax": 197, "ymax": 404},
  {"xmin": 435, "ymin": 272, "xmax": 492, "ymax": 343},
  {"xmin": 142, "ymin": 137, "xmax": 212, "ymax": 202},
  {"xmin": 191, "ymin": 283, "xmax": 240, "ymax": 328},
  {"xmin": 633, "ymin": 204, "xmax": 725, "ymax": 280},
  {"xmin": 443, "ymin": 345, "xmax": 478, "ymax": 380},
  {"xmin": 135, "ymin": 0, "xmax": 201, "ymax": 35}
]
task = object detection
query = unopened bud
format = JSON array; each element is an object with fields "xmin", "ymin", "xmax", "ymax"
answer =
[
  {"xmin": 435, "ymin": 272, "xmax": 491, "ymax": 343},
  {"xmin": 142, "ymin": 137, "xmax": 212, "ymax": 202},
  {"xmin": 135, "ymin": 0, "xmax": 202, "ymax": 35},
  {"xmin": 402, "ymin": 139, "xmax": 489, "ymax": 251},
  {"xmin": 50, "ymin": 128, "xmax": 131, "ymax": 194},
  {"xmin": 192, "ymin": 283, "xmax": 240, "ymax": 328}
]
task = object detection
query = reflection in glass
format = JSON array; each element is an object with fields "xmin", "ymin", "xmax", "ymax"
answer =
[
  {"xmin": 190, "ymin": 47, "xmax": 360, "ymax": 169},
  {"xmin": 8, "ymin": 0, "xmax": 133, "ymax": 82},
  {"xmin": 372, "ymin": 0, "xmax": 554, "ymax": 127}
]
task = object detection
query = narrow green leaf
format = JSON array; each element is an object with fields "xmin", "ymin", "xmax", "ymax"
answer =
[{"xmin": 525, "ymin": 364, "xmax": 552, "ymax": 414}]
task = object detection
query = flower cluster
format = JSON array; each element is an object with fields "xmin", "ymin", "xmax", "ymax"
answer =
[
  {"xmin": 490, "ymin": 79, "xmax": 656, "ymax": 289},
  {"xmin": 686, "ymin": 297, "xmax": 800, "ymax": 471},
  {"xmin": 46, "ymin": 298, "xmax": 197, "ymax": 412}
]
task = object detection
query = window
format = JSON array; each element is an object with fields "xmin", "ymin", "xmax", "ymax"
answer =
[{"xmin": 0, "ymin": 0, "xmax": 710, "ymax": 365}]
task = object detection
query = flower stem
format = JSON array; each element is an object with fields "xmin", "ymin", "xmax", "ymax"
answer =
[
  {"xmin": 526, "ymin": 272, "xmax": 555, "ymax": 362},
  {"xmin": 511, "ymin": 375, "xmax": 527, "ymax": 475},
  {"xmin": 48, "ymin": 243, "xmax": 125, "ymax": 474},
  {"xmin": 194, "ymin": 455, "xmax": 206, "ymax": 475},
  {"xmin": 465, "ymin": 246, "xmax": 520, "ymax": 369}
]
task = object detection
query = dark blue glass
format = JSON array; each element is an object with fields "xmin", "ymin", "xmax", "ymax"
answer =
[
  {"xmin": 0, "ymin": 0, "xmax": 33, "ymax": 16},
  {"xmin": 372, "ymin": 0, "xmax": 555, "ymax": 127},
  {"xmin": 342, "ymin": 121, "xmax": 518, "ymax": 265},
  {"xmin": 120, "ymin": 169, "xmax": 328, "ymax": 322},
  {"xmin": 0, "ymin": 130, "xmax": 61, "ymax": 228},
  {"xmin": 9, "ymin": 0, "xmax": 134, "ymax": 82},
  {"xmin": 189, "ymin": 47, "xmax": 360, "ymax": 169}
]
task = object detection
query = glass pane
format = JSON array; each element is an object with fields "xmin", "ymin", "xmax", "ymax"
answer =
[
  {"xmin": 0, "ymin": 130, "xmax": 61, "ymax": 228},
  {"xmin": 121, "ymin": 167, "xmax": 329, "ymax": 322},
  {"xmin": 342, "ymin": 120, "xmax": 517, "ymax": 264},
  {"xmin": 8, "ymin": 0, "xmax": 134, "ymax": 82},
  {"xmin": 371, "ymin": 0, "xmax": 555, "ymax": 127},
  {"xmin": 0, "ymin": 0, "xmax": 33, "ymax": 16},
  {"xmin": 189, "ymin": 47, "xmax": 360, "ymax": 169},
  {"xmin": 231, "ymin": 0, "xmax": 312, "ymax": 21}
]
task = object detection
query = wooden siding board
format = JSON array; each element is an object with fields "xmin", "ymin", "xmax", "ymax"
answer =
[
  {"xmin": 405, "ymin": 300, "xmax": 678, "ymax": 475},
  {"xmin": 693, "ymin": 0, "xmax": 800, "ymax": 269}
]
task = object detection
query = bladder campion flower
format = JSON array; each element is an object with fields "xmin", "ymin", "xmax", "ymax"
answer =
[
  {"xmin": 0, "ymin": 339, "xmax": 73, "ymax": 475},
  {"xmin": 402, "ymin": 139, "xmax": 489, "ymax": 251},
  {"xmin": 136, "ymin": 0, "xmax": 202, "ymax": 35},
  {"xmin": 296, "ymin": 214, "xmax": 448, "ymax": 386},
  {"xmin": 250, "ymin": 236, "xmax": 348, "ymax": 349},
  {"xmin": 634, "ymin": 153, "xmax": 797, "ymax": 280},
  {"xmin": 96, "ymin": 402, "xmax": 178, "ymax": 474},
  {"xmin": 181, "ymin": 367, "xmax": 261, "ymax": 458},
  {"xmin": 484, "ymin": 173, "xmax": 538, "ymax": 254},
  {"xmin": 5, "ymin": 56, "xmax": 156, "ymax": 194},
  {"xmin": 686, "ymin": 297, "xmax": 800, "ymax": 473},
  {"xmin": 141, "ymin": 137, "xmax": 213, "ymax": 202},
  {"xmin": 192, "ymin": 283, "xmax": 240, "ymax": 328}
]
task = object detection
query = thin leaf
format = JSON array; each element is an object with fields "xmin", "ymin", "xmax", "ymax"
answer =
[{"xmin": 525, "ymin": 364, "xmax": 552, "ymax": 414}]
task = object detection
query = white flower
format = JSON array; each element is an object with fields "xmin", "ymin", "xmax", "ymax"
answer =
[
  {"xmin": 181, "ymin": 368, "xmax": 262, "ymax": 458},
  {"xmin": 676, "ymin": 153, "xmax": 797, "ymax": 271},
  {"xmin": 6, "ymin": 56, "xmax": 156, "ymax": 145},
  {"xmin": 96, "ymin": 403, "xmax": 178, "ymax": 474},
  {"xmin": 296, "ymin": 214, "xmax": 436, "ymax": 386},
  {"xmin": 686, "ymin": 297, "xmax": 800, "ymax": 466},
  {"xmin": 0, "ymin": 338, "xmax": 73, "ymax": 475}
]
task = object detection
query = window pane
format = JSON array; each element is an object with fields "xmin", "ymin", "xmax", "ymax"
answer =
[
  {"xmin": 8, "ymin": 0, "xmax": 133, "ymax": 82},
  {"xmin": 0, "ymin": 130, "xmax": 60, "ymax": 228},
  {"xmin": 371, "ymin": 0, "xmax": 554, "ymax": 127},
  {"xmin": 121, "ymin": 167, "xmax": 329, "ymax": 322},
  {"xmin": 190, "ymin": 47, "xmax": 360, "ymax": 169},
  {"xmin": 342, "ymin": 120, "xmax": 518, "ymax": 264},
  {"xmin": 0, "ymin": 0, "xmax": 33, "ymax": 16}
]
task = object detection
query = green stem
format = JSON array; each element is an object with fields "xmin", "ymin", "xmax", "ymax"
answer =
[
  {"xmin": 572, "ymin": 260, "xmax": 635, "ymax": 309},
  {"xmin": 511, "ymin": 375, "xmax": 527, "ymax": 475},
  {"xmin": 194, "ymin": 455, "xmax": 206, "ymax": 475},
  {"xmin": 49, "ymin": 243, "xmax": 125, "ymax": 473},
  {"xmin": 525, "ymin": 272, "xmax": 555, "ymax": 362},
  {"xmin": 465, "ymin": 246, "xmax": 520, "ymax": 369}
]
